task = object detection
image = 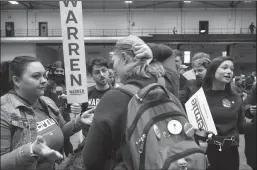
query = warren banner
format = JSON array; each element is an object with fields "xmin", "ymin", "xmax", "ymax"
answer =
[
  {"xmin": 185, "ymin": 87, "xmax": 217, "ymax": 135},
  {"xmin": 59, "ymin": 1, "xmax": 88, "ymax": 104}
]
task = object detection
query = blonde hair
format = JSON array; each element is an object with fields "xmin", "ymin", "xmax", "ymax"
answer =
[{"xmin": 123, "ymin": 58, "xmax": 165, "ymax": 81}]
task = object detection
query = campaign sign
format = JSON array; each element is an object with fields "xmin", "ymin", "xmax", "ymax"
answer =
[
  {"xmin": 183, "ymin": 69, "xmax": 196, "ymax": 80},
  {"xmin": 185, "ymin": 88, "xmax": 217, "ymax": 135},
  {"xmin": 59, "ymin": 1, "xmax": 88, "ymax": 104}
]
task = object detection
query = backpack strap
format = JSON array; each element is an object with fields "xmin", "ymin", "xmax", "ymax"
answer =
[{"xmin": 117, "ymin": 84, "xmax": 140, "ymax": 97}]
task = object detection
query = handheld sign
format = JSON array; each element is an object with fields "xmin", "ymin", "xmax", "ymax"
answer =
[
  {"xmin": 183, "ymin": 69, "xmax": 196, "ymax": 80},
  {"xmin": 185, "ymin": 88, "xmax": 217, "ymax": 135},
  {"xmin": 59, "ymin": 1, "xmax": 88, "ymax": 104}
]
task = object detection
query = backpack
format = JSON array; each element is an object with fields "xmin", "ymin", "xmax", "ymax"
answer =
[{"xmin": 117, "ymin": 83, "xmax": 208, "ymax": 170}]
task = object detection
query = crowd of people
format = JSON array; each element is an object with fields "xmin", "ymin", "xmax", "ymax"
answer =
[{"xmin": 0, "ymin": 35, "xmax": 256, "ymax": 170}]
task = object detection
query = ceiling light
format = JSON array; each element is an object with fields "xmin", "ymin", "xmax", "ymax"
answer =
[
  {"xmin": 200, "ymin": 30, "xmax": 206, "ymax": 33},
  {"xmin": 184, "ymin": 1, "xmax": 191, "ymax": 3},
  {"xmin": 244, "ymin": 1, "xmax": 251, "ymax": 2},
  {"xmin": 125, "ymin": 1, "xmax": 133, "ymax": 4},
  {"xmin": 9, "ymin": 1, "xmax": 19, "ymax": 4}
]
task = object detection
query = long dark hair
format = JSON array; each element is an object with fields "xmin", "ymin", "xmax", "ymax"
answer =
[
  {"xmin": 202, "ymin": 56, "xmax": 235, "ymax": 94},
  {"xmin": 0, "ymin": 61, "xmax": 12, "ymax": 96},
  {"xmin": 1, "ymin": 56, "xmax": 40, "ymax": 95}
]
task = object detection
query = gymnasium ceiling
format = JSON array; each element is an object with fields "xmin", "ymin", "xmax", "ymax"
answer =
[{"xmin": 1, "ymin": 1, "xmax": 256, "ymax": 10}]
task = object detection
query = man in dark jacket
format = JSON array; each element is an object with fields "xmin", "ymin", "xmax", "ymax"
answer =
[
  {"xmin": 244, "ymin": 83, "xmax": 256, "ymax": 170},
  {"xmin": 179, "ymin": 55, "xmax": 211, "ymax": 106}
]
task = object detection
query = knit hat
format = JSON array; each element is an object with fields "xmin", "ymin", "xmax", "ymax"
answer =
[
  {"xmin": 114, "ymin": 35, "xmax": 145, "ymax": 51},
  {"xmin": 114, "ymin": 35, "xmax": 153, "ymax": 64}
]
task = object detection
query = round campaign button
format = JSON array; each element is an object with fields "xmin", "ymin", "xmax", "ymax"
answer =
[
  {"xmin": 167, "ymin": 120, "xmax": 182, "ymax": 135},
  {"xmin": 184, "ymin": 123, "xmax": 194, "ymax": 138}
]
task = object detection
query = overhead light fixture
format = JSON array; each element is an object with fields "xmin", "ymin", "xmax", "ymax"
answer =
[
  {"xmin": 244, "ymin": 1, "xmax": 251, "ymax": 2},
  {"xmin": 200, "ymin": 30, "xmax": 206, "ymax": 33},
  {"xmin": 125, "ymin": 1, "xmax": 133, "ymax": 4},
  {"xmin": 9, "ymin": 1, "xmax": 19, "ymax": 4},
  {"xmin": 184, "ymin": 1, "xmax": 191, "ymax": 3}
]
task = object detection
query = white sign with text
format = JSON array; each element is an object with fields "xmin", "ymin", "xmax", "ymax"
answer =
[
  {"xmin": 59, "ymin": 1, "xmax": 88, "ymax": 104},
  {"xmin": 185, "ymin": 88, "xmax": 217, "ymax": 135}
]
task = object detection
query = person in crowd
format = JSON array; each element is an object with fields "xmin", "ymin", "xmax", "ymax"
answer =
[
  {"xmin": 249, "ymin": 22, "xmax": 256, "ymax": 34},
  {"xmin": 245, "ymin": 75, "xmax": 255, "ymax": 94},
  {"xmin": 240, "ymin": 74, "xmax": 246, "ymax": 89},
  {"xmin": 231, "ymin": 76, "xmax": 245, "ymax": 97},
  {"xmin": 173, "ymin": 27, "xmax": 177, "ymax": 34},
  {"xmin": 65, "ymin": 57, "xmax": 112, "ymax": 170},
  {"xmin": 173, "ymin": 49, "xmax": 189, "ymax": 90},
  {"xmin": 108, "ymin": 68, "xmax": 120, "ymax": 88},
  {"xmin": 178, "ymin": 64, "xmax": 189, "ymax": 75},
  {"xmin": 244, "ymin": 82, "xmax": 256, "ymax": 170},
  {"xmin": 179, "ymin": 55, "xmax": 211, "ymax": 106},
  {"xmin": 0, "ymin": 61, "xmax": 12, "ymax": 96},
  {"xmin": 81, "ymin": 35, "xmax": 178, "ymax": 170},
  {"xmin": 174, "ymin": 49, "xmax": 183, "ymax": 71},
  {"xmin": 251, "ymin": 70, "xmax": 256, "ymax": 83},
  {"xmin": 183, "ymin": 52, "xmax": 210, "ymax": 81},
  {"xmin": 135, "ymin": 43, "xmax": 180, "ymax": 97},
  {"xmin": 201, "ymin": 56, "xmax": 251, "ymax": 170},
  {"xmin": 44, "ymin": 61, "xmax": 70, "ymax": 121},
  {"xmin": 82, "ymin": 57, "xmax": 112, "ymax": 137},
  {"xmin": 0, "ymin": 56, "xmax": 95, "ymax": 170},
  {"xmin": 44, "ymin": 61, "xmax": 74, "ymax": 157}
]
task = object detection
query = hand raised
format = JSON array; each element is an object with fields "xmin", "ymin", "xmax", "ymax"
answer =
[
  {"xmin": 133, "ymin": 44, "xmax": 153, "ymax": 63},
  {"xmin": 80, "ymin": 107, "xmax": 96, "ymax": 125}
]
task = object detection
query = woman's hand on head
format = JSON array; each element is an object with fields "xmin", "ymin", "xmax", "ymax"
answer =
[{"xmin": 133, "ymin": 44, "xmax": 153, "ymax": 62}]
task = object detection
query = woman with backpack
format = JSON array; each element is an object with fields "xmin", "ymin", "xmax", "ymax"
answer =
[
  {"xmin": 0, "ymin": 56, "xmax": 95, "ymax": 170},
  {"xmin": 81, "ymin": 35, "xmax": 182, "ymax": 170},
  {"xmin": 201, "ymin": 57, "xmax": 252, "ymax": 170}
]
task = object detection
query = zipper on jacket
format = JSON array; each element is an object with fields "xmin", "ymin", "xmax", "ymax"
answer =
[
  {"xmin": 162, "ymin": 148, "xmax": 205, "ymax": 170},
  {"xmin": 128, "ymin": 99, "xmax": 177, "ymax": 140},
  {"xmin": 138, "ymin": 111, "xmax": 187, "ymax": 170}
]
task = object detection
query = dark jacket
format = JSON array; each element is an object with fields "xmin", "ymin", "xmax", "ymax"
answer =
[
  {"xmin": 244, "ymin": 83, "xmax": 256, "ymax": 169},
  {"xmin": 0, "ymin": 92, "xmax": 84, "ymax": 170},
  {"xmin": 82, "ymin": 76, "xmax": 157, "ymax": 170},
  {"xmin": 148, "ymin": 43, "xmax": 179, "ymax": 97},
  {"xmin": 179, "ymin": 79, "xmax": 199, "ymax": 106},
  {"xmin": 244, "ymin": 83, "xmax": 256, "ymax": 118}
]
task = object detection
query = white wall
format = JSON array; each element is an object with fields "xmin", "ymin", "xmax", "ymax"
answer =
[
  {"xmin": 1, "ymin": 8, "xmax": 255, "ymax": 36},
  {"xmin": 1, "ymin": 43, "xmax": 36, "ymax": 61}
]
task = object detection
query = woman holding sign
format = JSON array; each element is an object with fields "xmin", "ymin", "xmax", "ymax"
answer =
[
  {"xmin": 0, "ymin": 56, "xmax": 95, "ymax": 170},
  {"xmin": 202, "ymin": 57, "xmax": 252, "ymax": 170}
]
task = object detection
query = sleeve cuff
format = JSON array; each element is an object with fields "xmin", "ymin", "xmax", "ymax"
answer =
[
  {"xmin": 19, "ymin": 143, "xmax": 38, "ymax": 162},
  {"xmin": 73, "ymin": 115, "xmax": 84, "ymax": 132}
]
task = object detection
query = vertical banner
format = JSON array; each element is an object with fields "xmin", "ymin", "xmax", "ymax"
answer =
[
  {"xmin": 59, "ymin": 1, "xmax": 88, "ymax": 104},
  {"xmin": 185, "ymin": 88, "xmax": 217, "ymax": 135}
]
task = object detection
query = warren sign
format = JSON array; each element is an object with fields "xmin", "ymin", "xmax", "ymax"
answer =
[
  {"xmin": 59, "ymin": 1, "xmax": 88, "ymax": 104},
  {"xmin": 185, "ymin": 88, "xmax": 217, "ymax": 135}
]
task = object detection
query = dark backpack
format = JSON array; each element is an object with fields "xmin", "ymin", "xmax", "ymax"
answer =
[{"xmin": 117, "ymin": 83, "xmax": 208, "ymax": 170}]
